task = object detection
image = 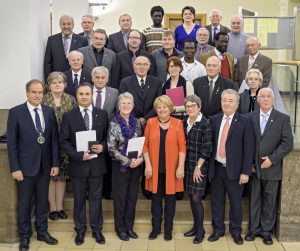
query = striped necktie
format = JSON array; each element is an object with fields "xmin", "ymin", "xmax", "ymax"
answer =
[
  {"xmin": 83, "ymin": 109, "xmax": 89, "ymax": 130},
  {"xmin": 63, "ymin": 36, "xmax": 70, "ymax": 57}
]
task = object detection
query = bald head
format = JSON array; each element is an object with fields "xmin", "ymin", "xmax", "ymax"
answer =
[
  {"xmin": 257, "ymin": 87, "xmax": 274, "ymax": 112},
  {"xmin": 230, "ymin": 15, "xmax": 243, "ymax": 33},
  {"xmin": 206, "ymin": 56, "xmax": 221, "ymax": 79}
]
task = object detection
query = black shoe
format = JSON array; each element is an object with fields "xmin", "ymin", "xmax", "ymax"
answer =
[
  {"xmin": 37, "ymin": 233, "xmax": 58, "ymax": 245},
  {"xmin": 193, "ymin": 234, "xmax": 204, "ymax": 244},
  {"xmin": 92, "ymin": 232, "xmax": 105, "ymax": 244},
  {"xmin": 263, "ymin": 235, "xmax": 273, "ymax": 245},
  {"xmin": 127, "ymin": 230, "xmax": 138, "ymax": 239},
  {"xmin": 164, "ymin": 232, "xmax": 172, "ymax": 241},
  {"xmin": 208, "ymin": 232, "xmax": 224, "ymax": 242},
  {"xmin": 103, "ymin": 193, "xmax": 113, "ymax": 200},
  {"xmin": 231, "ymin": 234, "xmax": 243, "ymax": 245},
  {"xmin": 57, "ymin": 210, "xmax": 68, "ymax": 219},
  {"xmin": 75, "ymin": 233, "xmax": 85, "ymax": 245},
  {"xmin": 149, "ymin": 230, "xmax": 159, "ymax": 240},
  {"xmin": 117, "ymin": 231, "xmax": 129, "ymax": 241},
  {"xmin": 19, "ymin": 238, "xmax": 30, "ymax": 251},
  {"xmin": 245, "ymin": 232, "xmax": 256, "ymax": 241},
  {"xmin": 49, "ymin": 211, "xmax": 59, "ymax": 220},
  {"xmin": 184, "ymin": 227, "xmax": 197, "ymax": 237},
  {"xmin": 143, "ymin": 191, "xmax": 152, "ymax": 200}
]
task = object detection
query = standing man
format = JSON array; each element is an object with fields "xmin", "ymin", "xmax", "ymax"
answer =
[
  {"xmin": 7, "ymin": 79, "xmax": 60, "ymax": 251},
  {"xmin": 200, "ymin": 32, "xmax": 235, "ymax": 80},
  {"xmin": 245, "ymin": 88, "xmax": 293, "ymax": 245},
  {"xmin": 151, "ymin": 30, "xmax": 183, "ymax": 83},
  {"xmin": 143, "ymin": 6, "xmax": 169, "ymax": 53},
  {"xmin": 180, "ymin": 38, "xmax": 206, "ymax": 83},
  {"xmin": 64, "ymin": 50, "xmax": 92, "ymax": 97},
  {"xmin": 78, "ymin": 14, "xmax": 94, "ymax": 45},
  {"xmin": 194, "ymin": 28, "xmax": 215, "ymax": 61},
  {"xmin": 44, "ymin": 15, "xmax": 88, "ymax": 80},
  {"xmin": 60, "ymin": 83, "xmax": 109, "ymax": 245},
  {"xmin": 92, "ymin": 66, "xmax": 119, "ymax": 200},
  {"xmin": 107, "ymin": 14, "xmax": 146, "ymax": 53},
  {"xmin": 205, "ymin": 9, "xmax": 230, "ymax": 46},
  {"xmin": 193, "ymin": 56, "xmax": 234, "ymax": 118},
  {"xmin": 79, "ymin": 29, "xmax": 116, "ymax": 86},
  {"xmin": 234, "ymin": 37, "xmax": 272, "ymax": 89},
  {"xmin": 208, "ymin": 89, "xmax": 254, "ymax": 245},
  {"xmin": 227, "ymin": 15, "xmax": 249, "ymax": 61}
]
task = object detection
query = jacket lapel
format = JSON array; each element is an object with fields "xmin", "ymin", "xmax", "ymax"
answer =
[
  {"xmin": 22, "ymin": 103, "xmax": 37, "ymax": 134},
  {"xmin": 253, "ymin": 54, "xmax": 262, "ymax": 69},
  {"xmin": 262, "ymin": 109, "xmax": 277, "ymax": 137},
  {"xmin": 57, "ymin": 34, "xmax": 66, "ymax": 57},
  {"xmin": 227, "ymin": 112, "xmax": 239, "ymax": 140},
  {"xmin": 102, "ymin": 88, "xmax": 111, "ymax": 110},
  {"xmin": 134, "ymin": 76, "xmax": 143, "ymax": 99},
  {"xmin": 74, "ymin": 107, "xmax": 87, "ymax": 130},
  {"xmin": 88, "ymin": 46, "xmax": 98, "ymax": 66}
]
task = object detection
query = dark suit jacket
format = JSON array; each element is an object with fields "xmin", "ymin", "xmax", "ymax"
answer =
[
  {"xmin": 234, "ymin": 53, "xmax": 272, "ymax": 88},
  {"xmin": 205, "ymin": 24, "xmax": 231, "ymax": 46},
  {"xmin": 44, "ymin": 33, "xmax": 88, "ymax": 80},
  {"xmin": 238, "ymin": 90, "xmax": 259, "ymax": 114},
  {"xmin": 64, "ymin": 68, "xmax": 92, "ymax": 97},
  {"xmin": 7, "ymin": 103, "xmax": 60, "ymax": 176},
  {"xmin": 59, "ymin": 107, "xmax": 109, "ymax": 178},
  {"xmin": 119, "ymin": 74, "xmax": 162, "ymax": 120},
  {"xmin": 193, "ymin": 75, "xmax": 234, "ymax": 118},
  {"xmin": 97, "ymin": 87, "xmax": 119, "ymax": 121},
  {"xmin": 247, "ymin": 109, "xmax": 293, "ymax": 180},
  {"xmin": 114, "ymin": 49, "xmax": 156, "ymax": 89},
  {"xmin": 107, "ymin": 31, "xmax": 146, "ymax": 54},
  {"xmin": 208, "ymin": 112, "xmax": 255, "ymax": 180}
]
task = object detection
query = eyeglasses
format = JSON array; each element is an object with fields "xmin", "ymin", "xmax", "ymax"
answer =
[
  {"xmin": 185, "ymin": 104, "xmax": 198, "ymax": 109},
  {"xmin": 134, "ymin": 63, "xmax": 150, "ymax": 67},
  {"xmin": 128, "ymin": 36, "xmax": 141, "ymax": 40}
]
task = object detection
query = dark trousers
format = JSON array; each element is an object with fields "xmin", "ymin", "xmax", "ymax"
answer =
[
  {"xmin": 71, "ymin": 175, "xmax": 103, "ymax": 234},
  {"xmin": 151, "ymin": 174, "xmax": 176, "ymax": 234},
  {"xmin": 18, "ymin": 172, "xmax": 50, "ymax": 238},
  {"xmin": 112, "ymin": 160, "xmax": 140, "ymax": 233},
  {"xmin": 248, "ymin": 175, "xmax": 280, "ymax": 236},
  {"xmin": 102, "ymin": 152, "xmax": 112, "ymax": 198},
  {"xmin": 211, "ymin": 161, "xmax": 243, "ymax": 235}
]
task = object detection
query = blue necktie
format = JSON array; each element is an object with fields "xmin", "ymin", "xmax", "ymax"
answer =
[
  {"xmin": 260, "ymin": 113, "xmax": 268, "ymax": 134},
  {"xmin": 83, "ymin": 109, "xmax": 89, "ymax": 130},
  {"xmin": 73, "ymin": 74, "xmax": 79, "ymax": 90},
  {"xmin": 213, "ymin": 27, "xmax": 218, "ymax": 43},
  {"xmin": 34, "ymin": 108, "xmax": 42, "ymax": 132}
]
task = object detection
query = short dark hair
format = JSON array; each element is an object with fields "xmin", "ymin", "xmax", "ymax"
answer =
[
  {"xmin": 150, "ymin": 6, "xmax": 164, "ymax": 16},
  {"xmin": 215, "ymin": 31, "xmax": 229, "ymax": 41},
  {"xmin": 93, "ymin": 28, "xmax": 108, "ymax": 40},
  {"xmin": 128, "ymin": 29, "xmax": 141, "ymax": 39},
  {"xmin": 183, "ymin": 38, "xmax": 197, "ymax": 49},
  {"xmin": 26, "ymin": 79, "xmax": 44, "ymax": 92},
  {"xmin": 182, "ymin": 6, "xmax": 196, "ymax": 18},
  {"xmin": 166, "ymin": 56, "xmax": 183, "ymax": 73},
  {"xmin": 76, "ymin": 82, "xmax": 93, "ymax": 95}
]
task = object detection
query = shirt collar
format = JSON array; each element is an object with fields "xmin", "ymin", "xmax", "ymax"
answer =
[
  {"xmin": 212, "ymin": 25, "xmax": 221, "ymax": 30},
  {"xmin": 222, "ymin": 113, "xmax": 234, "ymax": 120},
  {"xmin": 72, "ymin": 69, "xmax": 82, "ymax": 76},
  {"xmin": 27, "ymin": 101, "xmax": 42, "ymax": 112},
  {"xmin": 250, "ymin": 52, "xmax": 260, "ymax": 60},
  {"xmin": 79, "ymin": 105, "xmax": 93, "ymax": 113},
  {"xmin": 62, "ymin": 33, "xmax": 73, "ymax": 39},
  {"xmin": 208, "ymin": 75, "xmax": 219, "ymax": 83},
  {"xmin": 93, "ymin": 85, "xmax": 106, "ymax": 93},
  {"xmin": 260, "ymin": 108, "xmax": 272, "ymax": 117},
  {"xmin": 187, "ymin": 113, "xmax": 202, "ymax": 127},
  {"xmin": 214, "ymin": 48, "xmax": 224, "ymax": 58},
  {"xmin": 136, "ymin": 75, "xmax": 147, "ymax": 84}
]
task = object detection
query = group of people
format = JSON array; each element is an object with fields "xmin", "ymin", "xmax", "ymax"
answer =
[{"xmin": 6, "ymin": 4, "xmax": 294, "ymax": 251}]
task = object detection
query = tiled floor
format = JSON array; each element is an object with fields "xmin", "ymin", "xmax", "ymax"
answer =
[{"xmin": 0, "ymin": 231, "xmax": 299, "ymax": 251}]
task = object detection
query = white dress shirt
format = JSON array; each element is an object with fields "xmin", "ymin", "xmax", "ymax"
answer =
[
  {"xmin": 27, "ymin": 102, "xmax": 45, "ymax": 131},
  {"xmin": 79, "ymin": 105, "xmax": 93, "ymax": 130},
  {"xmin": 181, "ymin": 58, "xmax": 207, "ymax": 83},
  {"xmin": 187, "ymin": 113, "xmax": 203, "ymax": 133},
  {"xmin": 72, "ymin": 69, "xmax": 82, "ymax": 82},
  {"xmin": 208, "ymin": 75, "xmax": 219, "ymax": 91},
  {"xmin": 136, "ymin": 76, "xmax": 147, "ymax": 87}
]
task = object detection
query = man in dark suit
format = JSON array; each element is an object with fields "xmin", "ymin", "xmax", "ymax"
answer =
[
  {"xmin": 63, "ymin": 50, "xmax": 92, "ymax": 97},
  {"xmin": 92, "ymin": 66, "xmax": 119, "ymax": 199},
  {"xmin": 78, "ymin": 14, "xmax": 94, "ymax": 45},
  {"xmin": 44, "ymin": 15, "xmax": 88, "ymax": 80},
  {"xmin": 205, "ymin": 9, "xmax": 230, "ymax": 46},
  {"xmin": 234, "ymin": 37, "xmax": 272, "ymax": 89},
  {"xmin": 78, "ymin": 29, "xmax": 116, "ymax": 86},
  {"xmin": 115, "ymin": 29, "xmax": 155, "ymax": 89},
  {"xmin": 7, "ymin": 79, "xmax": 60, "ymax": 251},
  {"xmin": 208, "ymin": 89, "xmax": 255, "ymax": 245},
  {"xmin": 195, "ymin": 28, "xmax": 215, "ymax": 61},
  {"xmin": 193, "ymin": 56, "xmax": 234, "ymax": 118},
  {"xmin": 60, "ymin": 83, "xmax": 109, "ymax": 245},
  {"xmin": 107, "ymin": 14, "xmax": 146, "ymax": 53},
  {"xmin": 245, "ymin": 88, "xmax": 293, "ymax": 245}
]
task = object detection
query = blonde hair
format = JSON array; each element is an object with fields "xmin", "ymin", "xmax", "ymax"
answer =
[{"xmin": 153, "ymin": 95, "xmax": 173, "ymax": 112}]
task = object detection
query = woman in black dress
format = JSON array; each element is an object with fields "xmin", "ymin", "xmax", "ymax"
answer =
[{"xmin": 183, "ymin": 95, "xmax": 213, "ymax": 244}]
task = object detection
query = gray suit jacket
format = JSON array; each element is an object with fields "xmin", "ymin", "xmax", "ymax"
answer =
[
  {"xmin": 78, "ymin": 46, "xmax": 116, "ymax": 86},
  {"xmin": 247, "ymin": 109, "xmax": 293, "ymax": 180},
  {"xmin": 102, "ymin": 87, "xmax": 119, "ymax": 121},
  {"xmin": 234, "ymin": 53, "xmax": 272, "ymax": 89},
  {"xmin": 205, "ymin": 24, "xmax": 230, "ymax": 46}
]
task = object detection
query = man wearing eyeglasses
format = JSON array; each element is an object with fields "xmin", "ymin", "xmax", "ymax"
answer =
[{"xmin": 114, "ymin": 29, "xmax": 156, "ymax": 89}]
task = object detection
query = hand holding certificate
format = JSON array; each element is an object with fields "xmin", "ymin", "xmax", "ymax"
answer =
[{"xmin": 76, "ymin": 130, "xmax": 98, "ymax": 159}]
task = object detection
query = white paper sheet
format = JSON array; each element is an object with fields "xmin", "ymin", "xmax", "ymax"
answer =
[
  {"xmin": 126, "ymin": 137, "xmax": 145, "ymax": 157},
  {"xmin": 76, "ymin": 130, "xmax": 97, "ymax": 158}
]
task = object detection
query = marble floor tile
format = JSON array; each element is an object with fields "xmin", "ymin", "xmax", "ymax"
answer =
[
  {"xmin": 120, "ymin": 238, "xmax": 148, "ymax": 250},
  {"xmin": 281, "ymin": 242, "xmax": 300, "ymax": 251}
]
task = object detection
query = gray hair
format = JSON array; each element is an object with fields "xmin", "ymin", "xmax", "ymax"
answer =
[
  {"xmin": 221, "ymin": 89, "xmax": 240, "ymax": 103},
  {"xmin": 257, "ymin": 87, "xmax": 275, "ymax": 98},
  {"xmin": 68, "ymin": 50, "xmax": 84, "ymax": 61},
  {"xmin": 118, "ymin": 92, "xmax": 134, "ymax": 106},
  {"xmin": 184, "ymin": 94, "xmax": 202, "ymax": 108},
  {"xmin": 91, "ymin": 66, "xmax": 109, "ymax": 79},
  {"xmin": 206, "ymin": 55, "xmax": 221, "ymax": 68},
  {"xmin": 245, "ymin": 69, "xmax": 263, "ymax": 86},
  {"xmin": 82, "ymin": 14, "xmax": 93, "ymax": 20},
  {"xmin": 59, "ymin": 15, "xmax": 74, "ymax": 24},
  {"xmin": 209, "ymin": 9, "xmax": 222, "ymax": 17},
  {"xmin": 230, "ymin": 15, "xmax": 243, "ymax": 23},
  {"xmin": 47, "ymin": 71, "xmax": 67, "ymax": 88}
]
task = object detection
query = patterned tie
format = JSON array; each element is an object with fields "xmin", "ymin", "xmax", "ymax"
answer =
[
  {"xmin": 213, "ymin": 27, "xmax": 218, "ymax": 43},
  {"xmin": 86, "ymin": 35, "xmax": 91, "ymax": 45},
  {"xmin": 83, "ymin": 109, "xmax": 89, "ymax": 130},
  {"xmin": 63, "ymin": 36, "xmax": 69, "ymax": 57},
  {"xmin": 95, "ymin": 90, "xmax": 102, "ymax": 109},
  {"xmin": 260, "ymin": 113, "xmax": 268, "ymax": 134},
  {"xmin": 140, "ymin": 78, "xmax": 145, "ymax": 89},
  {"xmin": 132, "ymin": 52, "xmax": 136, "ymax": 64},
  {"xmin": 209, "ymin": 79, "xmax": 214, "ymax": 102},
  {"xmin": 73, "ymin": 74, "xmax": 79, "ymax": 90},
  {"xmin": 34, "ymin": 108, "xmax": 42, "ymax": 132},
  {"xmin": 218, "ymin": 116, "xmax": 230, "ymax": 158},
  {"xmin": 123, "ymin": 32, "xmax": 128, "ymax": 48},
  {"xmin": 248, "ymin": 56, "xmax": 255, "ymax": 69}
]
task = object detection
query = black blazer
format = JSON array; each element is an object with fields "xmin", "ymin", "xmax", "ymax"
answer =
[
  {"xmin": 7, "ymin": 103, "xmax": 60, "ymax": 176},
  {"xmin": 238, "ymin": 90, "xmax": 259, "ymax": 114},
  {"xmin": 64, "ymin": 68, "xmax": 92, "ymax": 97},
  {"xmin": 193, "ymin": 75, "xmax": 234, "ymax": 118},
  {"xmin": 247, "ymin": 109, "xmax": 293, "ymax": 180},
  {"xmin": 119, "ymin": 74, "xmax": 162, "ymax": 120},
  {"xmin": 114, "ymin": 49, "xmax": 156, "ymax": 89},
  {"xmin": 205, "ymin": 24, "xmax": 231, "ymax": 46},
  {"xmin": 59, "ymin": 107, "xmax": 109, "ymax": 178},
  {"xmin": 208, "ymin": 112, "xmax": 255, "ymax": 180},
  {"xmin": 44, "ymin": 33, "xmax": 88, "ymax": 80}
]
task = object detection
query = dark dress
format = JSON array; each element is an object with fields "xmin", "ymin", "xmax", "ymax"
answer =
[{"xmin": 184, "ymin": 115, "xmax": 213, "ymax": 195}]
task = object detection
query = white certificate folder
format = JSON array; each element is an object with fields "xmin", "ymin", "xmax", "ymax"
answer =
[
  {"xmin": 126, "ymin": 137, "xmax": 145, "ymax": 157},
  {"xmin": 76, "ymin": 130, "xmax": 97, "ymax": 158}
]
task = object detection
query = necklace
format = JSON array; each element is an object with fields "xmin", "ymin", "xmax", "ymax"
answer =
[{"xmin": 158, "ymin": 117, "xmax": 170, "ymax": 124}]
